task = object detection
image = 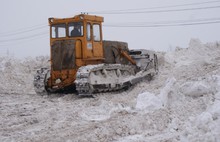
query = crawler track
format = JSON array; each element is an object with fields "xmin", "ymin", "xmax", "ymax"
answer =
[{"xmin": 75, "ymin": 64, "xmax": 154, "ymax": 96}]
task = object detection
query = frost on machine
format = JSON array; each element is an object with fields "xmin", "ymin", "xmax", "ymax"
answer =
[{"xmin": 33, "ymin": 14, "xmax": 159, "ymax": 96}]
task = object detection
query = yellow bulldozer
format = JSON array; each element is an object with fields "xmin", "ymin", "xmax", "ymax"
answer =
[{"xmin": 34, "ymin": 14, "xmax": 158, "ymax": 96}]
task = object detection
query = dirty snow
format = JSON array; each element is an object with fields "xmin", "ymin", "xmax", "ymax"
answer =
[{"xmin": 0, "ymin": 39, "xmax": 220, "ymax": 142}]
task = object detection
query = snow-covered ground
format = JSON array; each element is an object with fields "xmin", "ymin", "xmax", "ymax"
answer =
[{"xmin": 0, "ymin": 39, "xmax": 220, "ymax": 142}]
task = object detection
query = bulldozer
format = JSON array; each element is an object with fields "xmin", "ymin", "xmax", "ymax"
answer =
[{"xmin": 33, "ymin": 14, "xmax": 158, "ymax": 96}]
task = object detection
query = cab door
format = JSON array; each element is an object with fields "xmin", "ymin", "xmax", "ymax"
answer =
[{"xmin": 92, "ymin": 24, "xmax": 103, "ymax": 58}]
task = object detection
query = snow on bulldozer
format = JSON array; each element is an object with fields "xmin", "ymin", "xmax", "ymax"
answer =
[{"xmin": 33, "ymin": 14, "xmax": 158, "ymax": 96}]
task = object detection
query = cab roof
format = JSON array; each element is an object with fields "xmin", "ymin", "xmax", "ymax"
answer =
[{"xmin": 48, "ymin": 14, "xmax": 104, "ymax": 25}]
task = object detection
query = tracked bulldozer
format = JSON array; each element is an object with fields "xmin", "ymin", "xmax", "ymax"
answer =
[{"xmin": 34, "ymin": 14, "xmax": 158, "ymax": 96}]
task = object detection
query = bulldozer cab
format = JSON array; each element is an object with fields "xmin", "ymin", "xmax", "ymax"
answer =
[
  {"xmin": 49, "ymin": 14, "xmax": 104, "ymax": 69},
  {"xmin": 47, "ymin": 14, "xmax": 105, "ymax": 89}
]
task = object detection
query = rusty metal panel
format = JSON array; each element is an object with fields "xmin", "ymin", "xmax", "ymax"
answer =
[
  {"xmin": 103, "ymin": 40, "xmax": 129, "ymax": 64},
  {"xmin": 51, "ymin": 40, "xmax": 75, "ymax": 71}
]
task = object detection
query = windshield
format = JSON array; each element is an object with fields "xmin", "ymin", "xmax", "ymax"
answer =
[
  {"xmin": 51, "ymin": 24, "xmax": 66, "ymax": 38},
  {"xmin": 51, "ymin": 22, "xmax": 83, "ymax": 38}
]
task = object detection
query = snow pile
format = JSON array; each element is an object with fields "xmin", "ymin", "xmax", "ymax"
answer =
[
  {"xmin": 133, "ymin": 39, "xmax": 220, "ymax": 141},
  {"xmin": 0, "ymin": 56, "xmax": 49, "ymax": 94},
  {"xmin": 165, "ymin": 39, "xmax": 220, "ymax": 66},
  {"xmin": 180, "ymin": 76, "xmax": 220, "ymax": 142},
  {"xmin": 0, "ymin": 39, "xmax": 220, "ymax": 142},
  {"xmin": 136, "ymin": 77, "xmax": 176, "ymax": 112}
]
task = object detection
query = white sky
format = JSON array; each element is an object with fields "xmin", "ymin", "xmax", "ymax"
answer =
[{"xmin": 1, "ymin": 0, "xmax": 220, "ymax": 58}]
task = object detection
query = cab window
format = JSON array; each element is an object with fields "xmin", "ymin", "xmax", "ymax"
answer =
[
  {"xmin": 93, "ymin": 24, "xmax": 101, "ymax": 41},
  {"xmin": 51, "ymin": 24, "xmax": 66, "ymax": 38},
  {"xmin": 68, "ymin": 22, "xmax": 83, "ymax": 37},
  {"xmin": 87, "ymin": 23, "xmax": 91, "ymax": 41}
]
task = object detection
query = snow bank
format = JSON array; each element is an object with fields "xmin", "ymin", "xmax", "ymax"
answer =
[
  {"xmin": 181, "ymin": 97, "xmax": 220, "ymax": 142},
  {"xmin": 1, "ymin": 39, "xmax": 220, "ymax": 142},
  {"xmin": 0, "ymin": 56, "xmax": 49, "ymax": 94},
  {"xmin": 165, "ymin": 38, "xmax": 220, "ymax": 66},
  {"xmin": 136, "ymin": 77, "xmax": 176, "ymax": 112},
  {"xmin": 133, "ymin": 39, "xmax": 220, "ymax": 141},
  {"xmin": 180, "ymin": 75, "xmax": 220, "ymax": 141}
]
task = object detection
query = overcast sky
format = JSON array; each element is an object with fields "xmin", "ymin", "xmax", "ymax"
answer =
[{"xmin": 1, "ymin": 0, "xmax": 220, "ymax": 58}]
